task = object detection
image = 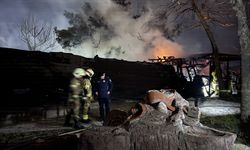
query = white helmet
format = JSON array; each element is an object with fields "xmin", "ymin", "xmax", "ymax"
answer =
[
  {"xmin": 86, "ymin": 68, "xmax": 94, "ymax": 77},
  {"xmin": 73, "ymin": 68, "xmax": 86, "ymax": 78}
]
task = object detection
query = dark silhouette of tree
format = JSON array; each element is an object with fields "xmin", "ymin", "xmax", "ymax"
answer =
[
  {"xmin": 150, "ymin": 0, "xmax": 234, "ymax": 92},
  {"xmin": 231, "ymin": 0, "xmax": 250, "ymax": 123},
  {"xmin": 19, "ymin": 15, "xmax": 56, "ymax": 51},
  {"xmin": 55, "ymin": 3, "xmax": 114, "ymax": 49}
]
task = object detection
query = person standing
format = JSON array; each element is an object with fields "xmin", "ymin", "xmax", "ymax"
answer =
[
  {"xmin": 230, "ymin": 71, "xmax": 238, "ymax": 95},
  {"xmin": 192, "ymin": 75, "xmax": 204, "ymax": 107},
  {"xmin": 64, "ymin": 68, "xmax": 86, "ymax": 129},
  {"xmin": 94, "ymin": 72, "xmax": 113, "ymax": 121},
  {"xmin": 211, "ymin": 70, "xmax": 219, "ymax": 97},
  {"xmin": 81, "ymin": 68, "xmax": 94, "ymax": 123}
]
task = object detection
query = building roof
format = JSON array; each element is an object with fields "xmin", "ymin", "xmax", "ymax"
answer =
[{"xmin": 187, "ymin": 53, "xmax": 240, "ymax": 61}]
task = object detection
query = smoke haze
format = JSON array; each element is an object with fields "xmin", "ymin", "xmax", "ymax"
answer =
[{"xmin": 0, "ymin": 0, "xmax": 240, "ymax": 61}]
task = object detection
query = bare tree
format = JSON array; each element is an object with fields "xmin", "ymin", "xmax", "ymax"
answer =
[
  {"xmin": 19, "ymin": 15, "xmax": 56, "ymax": 51},
  {"xmin": 151, "ymin": 0, "xmax": 234, "ymax": 92},
  {"xmin": 230, "ymin": 0, "xmax": 250, "ymax": 122}
]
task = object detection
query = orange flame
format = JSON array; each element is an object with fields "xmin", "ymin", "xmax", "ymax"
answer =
[{"xmin": 151, "ymin": 38, "xmax": 184, "ymax": 59}]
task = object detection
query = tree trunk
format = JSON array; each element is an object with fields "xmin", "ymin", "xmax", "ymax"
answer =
[
  {"xmin": 191, "ymin": 0, "xmax": 224, "ymax": 92},
  {"xmin": 78, "ymin": 106, "xmax": 236, "ymax": 150},
  {"xmin": 79, "ymin": 127, "xmax": 130, "ymax": 150},
  {"xmin": 230, "ymin": 0, "xmax": 250, "ymax": 123}
]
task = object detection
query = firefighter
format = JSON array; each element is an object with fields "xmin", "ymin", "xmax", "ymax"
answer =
[
  {"xmin": 81, "ymin": 68, "xmax": 94, "ymax": 123},
  {"xmin": 230, "ymin": 71, "xmax": 238, "ymax": 95},
  {"xmin": 211, "ymin": 71, "xmax": 219, "ymax": 97},
  {"xmin": 64, "ymin": 68, "xmax": 86, "ymax": 129},
  {"xmin": 94, "ymin": 72, "xmax": 113, "ymax": 121}
]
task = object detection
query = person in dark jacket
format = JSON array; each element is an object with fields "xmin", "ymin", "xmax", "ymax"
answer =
[
  {"xmin": 192, "ymin": 75, "xmax": 204, "ymax": 107},
  {"xmin": 94, "ymin": 72, "xmax": 113, "ymax": 121}
]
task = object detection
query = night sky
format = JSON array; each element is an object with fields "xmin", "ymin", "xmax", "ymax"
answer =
[{"xmin": 0, "ymin": 0, "xmax": 240, "ymax": 61}]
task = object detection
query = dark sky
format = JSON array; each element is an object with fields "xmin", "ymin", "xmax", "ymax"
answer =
[{"xmin": 0, "ymin": 0, "xmax": 240, "ymax": 60}]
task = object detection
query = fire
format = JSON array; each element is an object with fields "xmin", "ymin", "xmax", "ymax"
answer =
[
  {"xmin": 151, "ymin": 37, "xmax": 184, "ymax": 59},
  {"xmin": 152, "ymin": 47, "xmax": 182, "ymax": 59}
]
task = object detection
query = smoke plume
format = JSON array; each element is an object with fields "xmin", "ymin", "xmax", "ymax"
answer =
[
  {"xmin": 60, "ymin": 0, "xmax": 185, "ymax": 61},
  {"xmin": 0, "ymin": 0, "xmax": 239, "ymax": 61}
]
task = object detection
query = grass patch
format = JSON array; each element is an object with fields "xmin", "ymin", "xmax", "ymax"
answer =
[{"xmin": 200, "ymin": 115, "xmax": 249, "ymax": 145}]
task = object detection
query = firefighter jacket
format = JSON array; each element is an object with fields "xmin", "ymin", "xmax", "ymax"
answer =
[
  {"xmin": 82, "ymin": 77, "xmax": 94, "ymax": 102},
  {"xmin": 68, "ymin": 78, "xmax": 83, "ymax": 101}
]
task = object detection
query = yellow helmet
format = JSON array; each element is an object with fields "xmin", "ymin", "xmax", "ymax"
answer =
[
  {"xmin": 73, "ymin": 68, "xmax": 86, "ymax": 78},
  {"xmin": 86, "ymin": 68, "xmax": 94, "ymax": 77}
]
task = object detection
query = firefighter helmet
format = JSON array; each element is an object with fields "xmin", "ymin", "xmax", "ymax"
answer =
[
  {"xmin": 86, "ymin": 68, "xmax": 94, "ymax": 77},
  {"xmin": 73, "ymin": 68, "xmax": 86, "ymax": 78}
]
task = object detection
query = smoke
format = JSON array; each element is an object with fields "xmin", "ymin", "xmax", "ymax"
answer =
[
  {"xmin": 62, "ymin": 0, "xmax": 185, "ymax": 61},
  {"xmin": 0, "ymin": 36, "xmax": 7, "ymax": 47},
  {"xmin": 0, "ymin": 0, "xmax": 239, "ymax": 61},
  {"xmin": 0, "ymin": 23, "xmax": 25, "ymax": 50}
]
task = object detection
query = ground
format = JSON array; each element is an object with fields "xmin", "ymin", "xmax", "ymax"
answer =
[{"xmin": 0, "ymin": 97, "xmax": 249, "ymax": 149}]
